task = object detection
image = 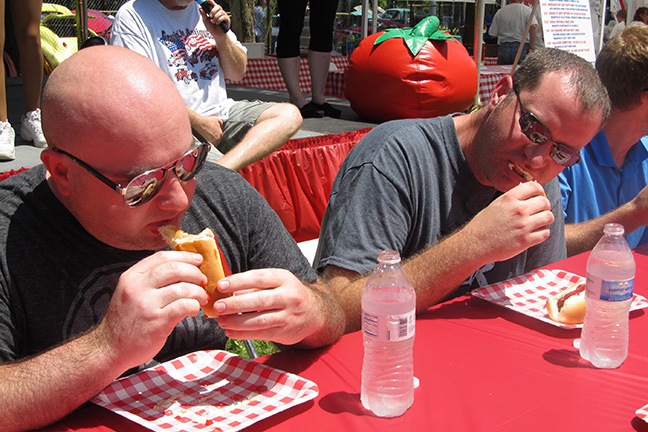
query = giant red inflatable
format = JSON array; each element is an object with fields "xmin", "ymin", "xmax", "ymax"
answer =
[{"xmin": 344, "ymin": 16, "xmax": 478, "ymax": 122}]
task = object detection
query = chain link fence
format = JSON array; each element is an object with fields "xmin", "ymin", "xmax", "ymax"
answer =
[
  {"xmin": 44, "ymin": 0, "xmax": 127, "ymax": 14},
  {"xmin": 4, "ymin": 0, "xmax": 358, "ymax": 76}
]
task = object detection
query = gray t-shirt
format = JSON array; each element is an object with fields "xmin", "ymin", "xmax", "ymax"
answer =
[
  {"xmin": 315, "ymin": 116, "xmax": 566, "ymax": 299},
  {"xmin": 0, "ymin": 163, "xmax": 314, "ymax": 372}
]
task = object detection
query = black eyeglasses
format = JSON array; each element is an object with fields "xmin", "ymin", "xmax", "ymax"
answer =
[
  {"xmin": 512, "ymin": 83, "xmax": 581, "ymax": 167},
  {"xmin": 52, "ymin": 135, "xmax": 211, "ymax": 207}
]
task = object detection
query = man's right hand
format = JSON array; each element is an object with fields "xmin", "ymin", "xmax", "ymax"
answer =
[
  {"xmin": 96, "ymin": 251, "xmax": 209, "ymax": 371},
  {"xmin": 464, "ymin": 181, "xmax": 553, "ymax": 264}
]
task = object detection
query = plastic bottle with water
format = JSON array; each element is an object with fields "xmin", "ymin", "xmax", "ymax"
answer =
[
  {"xmin": 361, "ymin": 250, "xmax": 416, "ymax": 417},
  {"xmin": 580, "ymin": 223, "xmax": 635, "ymax": 368}
]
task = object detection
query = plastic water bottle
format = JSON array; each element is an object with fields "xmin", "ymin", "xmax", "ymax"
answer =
[
  {"xmin": 361, "ymin": 250, "xmax": 416, "ymax": 417},
  {"xmin": 579, "ymin": 223, "xmax": 635, "ymax": 368}
]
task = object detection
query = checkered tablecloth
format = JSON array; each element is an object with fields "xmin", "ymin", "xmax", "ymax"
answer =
[
  {"xmin": 471, "ymin": 269, "xmax": 648, "ymax": 329},
  {"xmin": 92, "ymin": 350, "xmax": 319, "ymax": 432},
  {"xmin": 227, "ymin": 56, "xmax": 348, "ymax": 98},
  {"xmin": 478, "ymin": 65, "xmax": 511, "ymax": 104},
  {"xmin": 636, "ymin": 403, "xmax": 648, "ymax": 423}
]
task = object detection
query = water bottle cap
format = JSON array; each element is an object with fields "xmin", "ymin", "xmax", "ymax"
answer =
[
  {"xmin": 603, "ymin": 223, "xmax": 625, "ymax": 236},
  {"xmin": 377, "ymin": 249, "xmax": 401, "ymax": 264}
]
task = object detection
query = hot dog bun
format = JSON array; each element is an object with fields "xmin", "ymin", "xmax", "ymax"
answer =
[
  {"xmin": 159, "ymin": 225, "xmax": 227, "ymax": 317},
  {"xmin": 545, "ymin": 282, "xmax": 586, "ymax": 324}
]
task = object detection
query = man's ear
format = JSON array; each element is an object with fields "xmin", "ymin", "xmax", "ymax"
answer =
[
  {"xmin": 641, "ymin": 89, "xmax": 648, "ymax": 108},
  {"xmin": 487, "ymin": 75, "xmax": 514, "ymax": 110},
  {"xmin": 40, "ymin": 149, "xmax": 73, "ymax": 196}
]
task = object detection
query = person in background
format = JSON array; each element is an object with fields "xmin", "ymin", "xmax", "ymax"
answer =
[
  {"xmin": 559, "ymin": 24, "xmax": 648, "ymax": 256},
  {"xmin": 254, "ymin": 0, "xmax": 267, "ymax": 43},
  {"xmin": 608, "ymin": 9, "xmax": 627, "ymax": 41},
  {"xmin": 276, "ymin": 0, "xmax": 341, "ymax": 119},
  {"xmin": 534, "ymin": 3, "xmax": 544, "ymax": 48},
  {"xmin": 632, "ymin": 6, "xmax": 648, "ymax": 24},
  {"xmin": 489, "ymin": 0, "xmax": 537, "ymax": 65},
  {"xmin": 111, "ymin": 0, "xmax": 302, "ymax": 172},
  {"xmin": 315, "ymin": 48, "xmax": 610, "ymax": 332},
  {"xmin": 0, "ymin": 0, "xmax": 47, "ymax": 161},
  {"xmin": 0, "ymin": 46, "xmax": 344, "ymax": 432}
]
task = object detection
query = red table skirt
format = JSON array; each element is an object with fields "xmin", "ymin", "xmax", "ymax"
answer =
[{"xmin": 239, "ymin": 128, "xmax": 372, "ymax": 242}]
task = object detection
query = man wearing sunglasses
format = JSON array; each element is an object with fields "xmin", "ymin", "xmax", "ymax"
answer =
[
  {"xmin": 0, "ymin": 46, "xmax": 344, "ymax": 431},
  {"xmin": 559, "ymin": 24, "xmax": 648, "ymax": 256},
  {"xmin": 315, "ymin": 48, "xmax": 611, "ymax": 333}
]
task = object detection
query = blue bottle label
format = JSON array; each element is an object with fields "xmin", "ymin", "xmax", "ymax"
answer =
[{"xmin": 600, "ymin": 279, "xmax": 634, "ymax": 302}]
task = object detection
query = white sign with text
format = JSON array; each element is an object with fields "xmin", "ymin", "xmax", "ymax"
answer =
[{"xmin": 540, "ymin": 0, "xmax": 596, "ymax": 63}]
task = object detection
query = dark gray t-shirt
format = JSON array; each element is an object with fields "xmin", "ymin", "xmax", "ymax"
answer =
[
  {"xmin": 315, "ymin": 115, "xmax": 566, "ymax": 298},
  {"xmin": 0, "ymin": 163, "xmax": 315, "ymax": 371}
]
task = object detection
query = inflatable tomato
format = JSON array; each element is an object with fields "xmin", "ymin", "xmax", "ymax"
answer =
[{"xmin": 344, "ymin": 16, "xmax": 478, "ymax": 122}]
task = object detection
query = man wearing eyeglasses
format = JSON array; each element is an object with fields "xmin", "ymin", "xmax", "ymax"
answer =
[
  {"xmin": 559, "ymin": 24, "xmax": 648, "ymax": 256},
  {"xmin": 0, "ymin": 46, "xmax": 344, "ymax": 431},
  {"xmin": 315, "ymin": 48, "xmax": 611, "ymax": 332}
]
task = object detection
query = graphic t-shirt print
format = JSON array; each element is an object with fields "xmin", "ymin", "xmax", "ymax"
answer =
[{"xmin": 159, "ymin": 28, "xmax": 219, "ymax": 85}]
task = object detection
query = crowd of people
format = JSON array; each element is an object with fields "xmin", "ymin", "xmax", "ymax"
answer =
[{"xmin": 1, "ymin": 1, "xmax": 648, "ymax": 431}]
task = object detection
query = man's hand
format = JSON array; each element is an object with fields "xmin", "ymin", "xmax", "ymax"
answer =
[
  {"xmin": 465, "ymin": 181, "xmax": 553, "ymax": 263},
  {"xmin": 189, "ymin": 109, "xmax": 224, "ymax": 146},
  {"xmin": 212, "ymin": 269, "xmax": 340, "ymax": 347},
  {"xmin": 199, "ymin": 1, "xmax": 231, "ymax": 37},
  {"xmin": 96, "ymin": 251, "xmax": 209, "ymax": 371}
]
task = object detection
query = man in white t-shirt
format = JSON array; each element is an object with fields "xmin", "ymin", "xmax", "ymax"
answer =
[
  {"xmin": 112, "ymin": 0, "xmax": 302, "ymax": 171},
  {"xmin": 490, "ymin": 0, "xmax": 538, "ymax": 65}
]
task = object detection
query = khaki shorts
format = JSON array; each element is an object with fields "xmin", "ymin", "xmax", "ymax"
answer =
[{"xmin": 218, "ymin": 100, "xmax": 274, "ymax": 153}]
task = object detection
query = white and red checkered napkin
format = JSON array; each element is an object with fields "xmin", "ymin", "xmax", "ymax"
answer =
[
  {"xmin": 91, "ymin": 350, "xmax": 319, "ymax": 431},
  {"xmin": 636, "ymin": 402, "xmax": 648, "ymax": 423},
  {"xmin": 471, "ymin": 269, "xmax": 648, "ymax": 329}
]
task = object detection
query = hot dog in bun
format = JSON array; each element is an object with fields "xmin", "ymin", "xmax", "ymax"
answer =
[
  {"xmin": 545, "ymin": 282, "xmax": 586, "ymax": 324},
  {"xmin": 159, "ymin": 225, "xmax": 228, "ymax": 317}
]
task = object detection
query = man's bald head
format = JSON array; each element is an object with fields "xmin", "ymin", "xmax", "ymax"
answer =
[{"xmin": 42, "ymin": 45, "xmax": 190, "ymax": 155}]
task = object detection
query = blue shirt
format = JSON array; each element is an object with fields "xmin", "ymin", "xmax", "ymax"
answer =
[{"xmin": 558, "ymin": 130, "xmax": 648, "ymax": 248}]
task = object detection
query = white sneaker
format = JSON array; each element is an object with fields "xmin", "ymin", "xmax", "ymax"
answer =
[
  {"xmin": 0, "ymin": 121, "xmax": 16, "ymax": 161},
  {"xmin": 20, "ymin": 109, "xmax": 47, "ymax": 148}
]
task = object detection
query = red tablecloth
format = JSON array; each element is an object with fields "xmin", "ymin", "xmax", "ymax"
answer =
[{"xmin": 35, "ymin": 249, "xmax": 648, "ymax": 432}]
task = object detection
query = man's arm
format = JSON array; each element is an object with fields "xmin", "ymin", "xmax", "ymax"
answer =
[
  {"xmin": 565, "ymin": 185, "xmax": 648, "ymax": 256},
  {"xmin": 529, "ymin": 24, "xmax": 537, "ymax": 50},
  {"xmin": 1, "ymin": 325, "xmax": 133, "ymax": 432},
  {"xmin": 200, "ymin": 2, "xmax": 247, "ymax": 81},
  {"xmin": 0, "ymin": 252, "xmax": 209, "ymax": 432},
  {"xmin": 323, "ymin": 181, "xmax": 554, "ymax": 333}
]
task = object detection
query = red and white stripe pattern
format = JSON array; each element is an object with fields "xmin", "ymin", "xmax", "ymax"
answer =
[
  {"xmin": 472, "ymin": 269, "xmax": 648, "ymax": 329},
  {"xmin": 92, "ymin": 350, "xmax": 319, "ymax": 431}
]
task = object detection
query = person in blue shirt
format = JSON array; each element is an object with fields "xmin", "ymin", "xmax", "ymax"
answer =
[{"xmin": 558, "ymin": 24, "xmax": 648, "ymax": 256}]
